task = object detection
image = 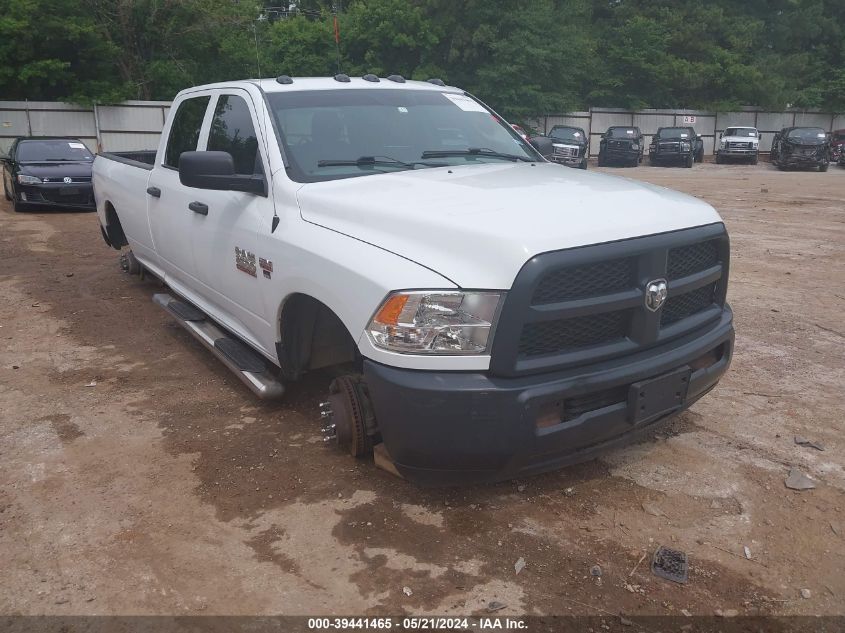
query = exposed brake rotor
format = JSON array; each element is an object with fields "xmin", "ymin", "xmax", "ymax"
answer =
[{"xmin": 319, "ymin": 375, "xmax": 374, "ymax": 458}]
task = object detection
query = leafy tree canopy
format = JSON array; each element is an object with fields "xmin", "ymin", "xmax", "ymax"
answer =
[{"xmin": 0, "ymin": 0, "xmax": 842, "ymax": 118}]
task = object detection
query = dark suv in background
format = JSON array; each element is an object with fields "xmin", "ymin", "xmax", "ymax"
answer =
[
  {"xmin": 597, "ymin": 126, "xmax": 643, "ymax": 167},
  {"xmin": 649, "ymin": 127, "xmax": 699, "ymax": 168},
  {"xmin": 770, "ymin": 127, "xmax": 830, "ymax": 171}
]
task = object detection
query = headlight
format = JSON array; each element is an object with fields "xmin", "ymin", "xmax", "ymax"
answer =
[
  {"xmin": 719, "ymin": 140, "xmax": 726, "ymax": 148},
  {"xmin": 17, "ymin": 174, "xmax": 42, "ymax": 185},
  {"xmin": 681, "ymin": 142, "xmax": 691, "ymax": 151},
  {"xmin": 631, "ymin": 144, "xmax": 639, "ymax": 150},
  {"xmin": 367, "ymin": 291, "xmax": 503, "ymax": 355}
]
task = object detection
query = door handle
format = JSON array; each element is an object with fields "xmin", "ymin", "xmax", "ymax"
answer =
[
  {"xmin": 189, "ymin": 201, "xmax": 208, "ymax": 216},
  {"xmin": 146, "ymin": 186, "xmax": 161, "ymax": 198}
]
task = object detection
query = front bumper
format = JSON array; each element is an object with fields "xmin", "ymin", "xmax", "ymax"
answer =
[
  {"xmin": 650, "ymin": 152, "xmax": 689, "ymax": 163},
  {"xmin": 604, "ymin": 147, "xmax": 639, "ymax": 160},
  {"xmin": 549, "ymin": 155, "xmax": 584, "ymax": 166},
  {"xmin": 779, "ymin": 154, "xmax": 826, "ymax": 167},
  {"xmin": 16, "ymin": 182, "xmax": 95, "ymax": 209},
  {"xmin": 718, "ymin": 149, "xmax": 757, "ymax": 157},
  {"xmin": 365, "ymin": 309, "xmax": 734, "ymax": 486}
]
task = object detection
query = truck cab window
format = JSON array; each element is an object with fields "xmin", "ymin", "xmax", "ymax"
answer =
[
  {"xmin": 208, "ymin": 95, "xmax": 261, "ymax": 175},
  {"xmin": 164, "ymin": 96, "xmax": 210, "ymax": 168}
]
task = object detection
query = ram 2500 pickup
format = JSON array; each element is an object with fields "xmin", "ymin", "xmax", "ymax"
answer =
[{"xmin": 93, "ymin": 76, "xmax": 734, "ymax": 485}]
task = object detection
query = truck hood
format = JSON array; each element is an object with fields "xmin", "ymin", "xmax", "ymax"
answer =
[{"xmin": 296, "ymin": 162, "xmax": 722, "ymax": 289}]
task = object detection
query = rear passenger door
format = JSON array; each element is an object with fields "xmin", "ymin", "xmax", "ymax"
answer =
[
  {"xmin": 148, "ymin": 93, "xmax": 212, "ymax": 287},
  {"xmin": 188, "ymin": 89, "xmax": 272, "ymax": 348}
]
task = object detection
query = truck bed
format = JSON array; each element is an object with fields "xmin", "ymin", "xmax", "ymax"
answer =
[{"xmin": 97, "ymin": 150, "xmax": 157, "ymax": 170}]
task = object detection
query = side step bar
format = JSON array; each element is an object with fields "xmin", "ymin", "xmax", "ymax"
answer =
[{"xmin": 153, "ymin": 293, "xmax": 285, "ymax": 400}]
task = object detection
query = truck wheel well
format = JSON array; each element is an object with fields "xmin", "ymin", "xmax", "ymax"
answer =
[
  {"xmin": 276, "ymin": 294, "xmax": 358, "ymax": 381},
  {"xmin": 104, "ymin": 202, "xmax": 128, "ymax": 249}
]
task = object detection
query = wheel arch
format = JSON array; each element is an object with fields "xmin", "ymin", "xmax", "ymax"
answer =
[
  {"xmin": 275, "ymin": 292, "xmax": 359, "ymax": 381},
  {"xmin": 103, "ymin": 201, "xmax": 128, "ymax": 249}
]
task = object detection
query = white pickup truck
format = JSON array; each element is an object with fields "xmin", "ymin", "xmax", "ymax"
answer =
[
  {"xmin": 716, "ymin": 126, "xmax": 760, "ymax": 164},
  {"xmin": 93, "ymin": 75, "xmax": 734, "ymax": 485}
]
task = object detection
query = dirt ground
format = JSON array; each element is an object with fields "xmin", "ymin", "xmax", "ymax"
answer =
[{"xmin": 0, "ymin": 161, "xmax": 843, "ymax": 621}]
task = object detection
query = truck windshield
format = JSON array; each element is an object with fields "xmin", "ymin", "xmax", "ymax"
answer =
[
  {"xmin": 724, "ymin": 128, "xmax": 757, "ymax": 137},
  {"xmin": 786, "ymin": 128, "xmax": 827, "ymax": 142},
  {"xmin": 268, "ymin": 89, "xmax": 536, "ymax": 182},
  {"xmin": 549, "ymin": 127, "xmax": 584, "ymax": 142},
  {"xmin": 17, "ymin": 140, "xmax": 94, "ymax": 162},
  {"xmin": 606, "ymin": 128, "xmax": 637, "ymax": 138},
  {"xmin": 656, "ymin": 128, "xmax": 691, "ymax": 139}
]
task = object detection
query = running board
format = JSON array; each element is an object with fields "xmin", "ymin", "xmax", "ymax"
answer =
[{"xmin": 153, "ymin": 293, "xmax": 285, "ymax": 400}]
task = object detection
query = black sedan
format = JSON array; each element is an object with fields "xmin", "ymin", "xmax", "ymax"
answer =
[{"xmin": 1, "ymin": 137, "xmax": 96, "ymax": 212}]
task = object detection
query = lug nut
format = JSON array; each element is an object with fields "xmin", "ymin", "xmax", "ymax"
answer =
[{"xmin": 320, "ymin": 410, "xmax": 332, "ymax": 419}]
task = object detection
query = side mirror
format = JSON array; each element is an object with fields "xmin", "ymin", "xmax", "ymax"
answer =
[
  {"xmin": 178, "ymin": 151, "xmax": 266, "ymax": 195},
  {"xmin": 529, "ymin": 136, "xmax": 555, "ymax": 159}
]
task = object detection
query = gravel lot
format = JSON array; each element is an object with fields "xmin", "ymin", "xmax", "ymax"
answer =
[{"xmin": 1, "ymin": 161, "xmax": 843, "ymax": 619}]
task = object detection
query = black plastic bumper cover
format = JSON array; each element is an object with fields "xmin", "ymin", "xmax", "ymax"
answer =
[{"xmin": 365, "ymin": 309, "xmax": 733, "ymax": 486}]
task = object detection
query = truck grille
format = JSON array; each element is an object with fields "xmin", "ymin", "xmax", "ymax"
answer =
[
  {"xmin": 489, "ymin": 225, "xmax": 730, "ymax": 376},
  {"xmin": 608, "ymin": 140, "xmax": 632, "ymax": 149},
  {"xmin": 658, "ymin": 142, "xmax": 680, "ymax": 152},
  {"xmin": 727, "ymin": 141, "xmax": 752, "ymax": 150},
  {"xmin": 553, "ymin": 145, "xmax": 579, "ymax": 159}
]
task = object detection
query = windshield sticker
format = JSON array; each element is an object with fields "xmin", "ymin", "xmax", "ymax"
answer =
[
  {"xmin": 818, "ymin": 133, "xmax": 826, "ymax": 138},
  {"xmin": 573, "ymin": 132, "xmax": 581, "ymax": 137},
  {"xmin": 680, "ymin": 133, "xmax": 688, "ymax": 138},
  {"xmin": 626, "ymin": 130, "xmax": 634, "ymax": 134},
  {"xmin": 443, "ymin": 93, "xmax": 488, "ymax": 113},
  {"xmin": 68, "ymin": 142, "xmax": 86, "ymax": 149},
  {"xmin": 397, "ymin": 107, "xmax": 408, "ymax": 113}
]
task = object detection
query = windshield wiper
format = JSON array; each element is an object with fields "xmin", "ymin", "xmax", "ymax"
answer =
[
  {"xmin": 421, "ymin": 148, "xmax": 533, "ymax": 162},
  {"xmin": 317, "ymin": 155, "xmax": 446, "ymax": 169}
]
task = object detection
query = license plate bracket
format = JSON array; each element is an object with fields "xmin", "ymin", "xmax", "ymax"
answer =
[
  {"xmin": 60, "ymin": 187, "xmax": 80, "ymax": 196},
  {"xmin": 628, "ymin": 367, "xmax": 691, "ymax": 424}
]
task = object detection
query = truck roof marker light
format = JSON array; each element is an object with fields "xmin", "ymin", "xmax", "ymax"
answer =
[
  {"xmin": 387, "ymin": 75, "xmax": 405, "ymax": 83},
  {"xmin": 427, "ymin": 78, "xmax": 446, "ymax": 86},
  {"xmin": 362, "ymin": 74, "xmax": 380, "ymax": 83},
  {"xmin": 275, "ymin": 75, "xmax": 294, "ymax": 85},
  {"xmin": 334, "ymin": 73, "xmax": 351, "ymax": 83},
  {"xmin": 373, "ymin": 294, "xmax": 409, "ymax": 326}
]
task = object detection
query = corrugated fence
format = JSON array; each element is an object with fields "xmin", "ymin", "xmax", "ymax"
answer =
[
  {"xmin": 2, "ymin": 100, "xmax": 843, "ymax": 156},
  {"xmin": 0, "ymin": 100, "xmax": 170, "ymax": 155}
]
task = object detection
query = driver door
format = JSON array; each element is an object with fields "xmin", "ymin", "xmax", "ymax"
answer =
[{"xmin": 187, "ymin": 89, "xmax": 273, "ymax": 349}]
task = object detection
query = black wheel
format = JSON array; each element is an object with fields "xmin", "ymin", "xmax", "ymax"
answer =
[
  {"xmin": 685, "ymin": 155, "xmax": 693, "ymax": 168},
  {"xmin": 628, "ymin": 156, "xmax": 638, "ymax": 167},
  {"xmin": 751, "ymin": 155, "xmax": 758, "ymax": 165},
  {"xmin": 597, "ymin": 152, "xmax": 605, "ymax": 167},
  {"xmin": 12, "ymin": 196, "xmax": 26, "ymax": 213},
  {"xmin": 715, "ymin": 154, "xmax": 723, "ymax": 165},
  {"xmin": 579, "ymin": 158, "xmax": 588, "ymax": 170},
  {"xmin": 819, "ymin": 162, "xmax": 829, "ymax": 172},
  {"xmin": 649, "ymin": 156, "xmax": 656, "ymax": 166}
]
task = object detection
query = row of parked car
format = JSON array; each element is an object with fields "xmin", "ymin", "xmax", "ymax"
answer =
[{"xmin": 515, "ymin": 123, "xmax": 845, "ymax": 172}]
